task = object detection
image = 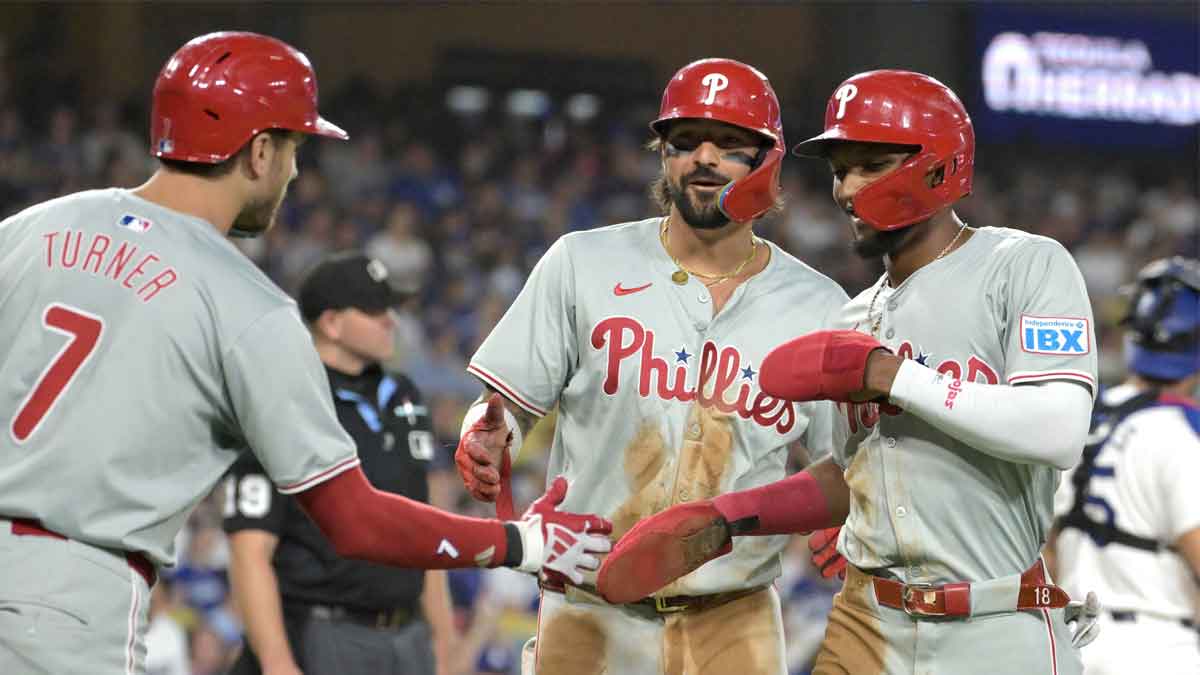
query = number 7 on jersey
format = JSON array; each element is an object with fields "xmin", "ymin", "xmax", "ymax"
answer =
[{"xmin": 10, "ymin": 303, "xmax": 105, "ymax": 443}]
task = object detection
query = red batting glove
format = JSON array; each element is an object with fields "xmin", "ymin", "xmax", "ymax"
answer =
[
  {"xmin": 596, "ymin": 501, "xmax": 733, "ymax": 604},
  {"xmin": 760, "ymin": 330, "xmax": 889, "ymax": 403},
  {"xmin": 808, "ymin": 526, "xmax": 847, "ymax": 580},
  {"xmin": 455, "ymin": 394, "xmax": 512, "ymax": 507}
]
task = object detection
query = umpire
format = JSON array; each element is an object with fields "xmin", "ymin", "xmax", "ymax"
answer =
[{"xmin": 224, "ymin": 252, "xmax": 456, "ymax": 675}]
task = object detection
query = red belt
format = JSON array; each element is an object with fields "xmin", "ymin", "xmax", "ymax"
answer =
[
  {"xmin": 10, "ymin": 518, "xmax": 157, "ymax": 587},
  {"xmin": 869, "ymin": 559, "xmax": 1069, "ymax": 618}
]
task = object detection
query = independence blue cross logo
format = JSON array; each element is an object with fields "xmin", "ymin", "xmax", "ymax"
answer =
[{"xmin": 1020, "ymin": 316, "xmax": 1089, "ymax": 355}]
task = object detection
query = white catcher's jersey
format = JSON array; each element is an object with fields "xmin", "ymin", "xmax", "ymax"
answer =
[
  {"xmin": 1053, "ymin": 384, "xmax": 1200, "ymax": 621},
  {"xmin": 469, "ymin": 217, "xmax": 848, "ymax": 595},
  {"xmin": 0, "ymin": 189, "xmax": 359, "ymax": 566},
  {"xmin": 834, "ymin": 227, "xmax": 1098, "ymax": 584}
]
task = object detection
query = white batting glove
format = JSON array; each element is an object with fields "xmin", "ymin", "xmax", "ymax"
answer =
[
  {"xmin": 1064, "ymin": 591, "xmax": 1102, "ymax": 648},
  {"xmin": 511, "ymin": 476, "xmax": 613, "ymax": 584}
]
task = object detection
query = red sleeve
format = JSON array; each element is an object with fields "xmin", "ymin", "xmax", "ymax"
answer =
[
  {"xmin": 713, "ymin": 470, "xmax": 833, "ymax": 536},
  {"xmin": 294, "ymin": 466, "xmax": 515, "ymax": 569}
]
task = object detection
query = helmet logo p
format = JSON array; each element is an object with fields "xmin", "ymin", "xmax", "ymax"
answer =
[
  {"xmin": 834, "ymin": 84, "xmax": 859, "ymax": 120},
  {"xmin": 701, "ymin": 73, "xmax": 729, "ymax": 105}
]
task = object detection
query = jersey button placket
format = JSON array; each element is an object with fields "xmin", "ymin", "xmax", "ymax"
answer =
[{"xmin": 884, "ymin": 295, "xmax": 899, "ymax": 340}]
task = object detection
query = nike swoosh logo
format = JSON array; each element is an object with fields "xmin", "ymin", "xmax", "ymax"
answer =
[{"xmin": 614, "ymin": 282, "xmax": 653, "ymax": 296}]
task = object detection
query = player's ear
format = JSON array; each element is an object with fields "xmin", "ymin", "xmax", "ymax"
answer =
[
  {"xmin": 242, "ymin": 132, "xmax": 277, "ymax": 180},
  {"xmin": 312, "ymin": 309, "xmax": 343, "ymax": 341}
]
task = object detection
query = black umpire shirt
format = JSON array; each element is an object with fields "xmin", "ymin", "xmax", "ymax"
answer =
[{"xmin": 223, "ymin": 364, "xmax": 436, "ymax": 613}]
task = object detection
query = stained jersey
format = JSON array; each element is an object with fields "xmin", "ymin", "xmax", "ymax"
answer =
[
  {"xmin": 833, "ymin": 226, "xmax": 1098, "ymax": 584},
  {"xmin": 469, "ymin": 217, "xmax": 848, "ymax": 595},
  {"xmin": 1053, "ymin": 385, "xmax": 1200, "ymax": 621},
  {"xmin": 0, "ymin": 188, "xmax": 359, "ymax": 566}
]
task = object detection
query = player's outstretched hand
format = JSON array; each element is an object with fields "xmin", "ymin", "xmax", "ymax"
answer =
[
  {"xmin": 512, "ymin": 476, "xmax": 613, "ymax": 585},
  {"xmin": 808, "ymin": 526, "xmax": 847, "ymax": 580},
  {"xmin": 760, "ymin": 330, "xmax": 893, "ymax": 403},
  {"xmin": 1064, "ymin": 591, "xmax": 1101, "ymax": 648},
  {"xmin": 596, "ymin": 500, "xmax": 733, "ymax": 604},
  {"xmin": 455, "ymin": 393, "xmax": 512, "ymax": 503}
]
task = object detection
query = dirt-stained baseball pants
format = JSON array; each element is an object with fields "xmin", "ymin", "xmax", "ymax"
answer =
[
  {"xmin": 813, "ymin": 566, "xmax": 1083, "ymax": 675},
  {"xmin": 0, "ymin": 519, "xmax": 152, "ymax": 674},
  {"xmin": 530, "ymin": 585, "xmax": 787, "ymax": 675}
]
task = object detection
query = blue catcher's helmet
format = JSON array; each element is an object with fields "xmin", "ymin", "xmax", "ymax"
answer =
[{"xmin": 1122, "ymin": 256, "xmax": 1200, "ymax": 381}]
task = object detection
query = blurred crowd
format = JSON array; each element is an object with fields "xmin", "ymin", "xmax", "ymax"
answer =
[{"xmin": 1, "ymin": 69, "xmax": 1195, "ymax": 674}]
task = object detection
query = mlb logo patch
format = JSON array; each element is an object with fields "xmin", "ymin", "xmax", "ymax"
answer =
[
  {"xmin": 118, "ymin": 214, "xmax": 154, "ymax": 234},
  {"xmin": 1020, "ymin": 315, "xmax": 1090, "ymax": 355}
]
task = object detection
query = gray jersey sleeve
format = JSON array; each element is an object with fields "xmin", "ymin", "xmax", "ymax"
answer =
[
  {"xmin": 800, "ymin": 400, "xmax": 836, "ymax": 460},
  {"xmin": 1002, "ymin": 240, "xmax": 1098, "ymax": 392},
  {"xmin": 223, "ymin": 305, "xmax": 359, "ymax": 493},
  {"xmin": 468, "ymin": 237, "xmax": 576, "ymax": 416}
]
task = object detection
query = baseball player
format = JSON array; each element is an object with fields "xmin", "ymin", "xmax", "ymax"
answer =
[
  {"xmin": 454, "ymin": 58, "xmax": 849, "ymax": 674},
  {"xmin": 598, "ymin": 70, "xmax": 1103, "ymax": 675},
  {"xmin": 0, "ymin": 31, "xmax": 610, "ymax": 675},
  {"xmin": 1047, "ymin": 256, "xmax": 1200, "ymax": 675}
]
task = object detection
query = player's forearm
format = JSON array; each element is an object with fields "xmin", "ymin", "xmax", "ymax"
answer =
[
  {"xmin": 1176, "ymin": 527, "xmax": 1200, "ymax": 583},
  {"xmin": 295, "ymin": 467, "xmax": 522, "ymax": 569},
  {"xmin": 712, "ymin": 456, "xmax": 848, "ymax": 536},
  {"xmin": 1042, "ymin": 527, "xmax": 1061, "ymax": 579},
  {"xmin": 420, "ymin": 570, "xmax": 458, "ymax": 652},
  {"xmin": 888, "ymin": 360, "xmax": 1092, "ymax": 470},
  {"xmin": 479, "ymin": 386, "xmax": 538, "ymax": 436},
  {"xmin": 228, "ymin": 535, "xmax": 299, "ymax": 671}
]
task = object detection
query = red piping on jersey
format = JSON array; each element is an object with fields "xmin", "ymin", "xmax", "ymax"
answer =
[
  {"xmin": 1008, "ymin": 371, "xmax": 1095, "ymax": 385},
  {"xmin": 466, "ymin": 364, "xmax": 548, "ymax": 417},
  {"xmin": 1041, "ymin": 608, "xmax": 1058, "ymax": 675},
  {"xmin": 278, "ymin": 455, "xmax": 361, "ymax": 494}
]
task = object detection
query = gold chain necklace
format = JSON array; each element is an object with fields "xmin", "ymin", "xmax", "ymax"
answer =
[
  {"xmin": 660, "ymin": 219, "xmax": 760, "ymax": 287},
  {"xmin": 866, "ymin": 221, "xmax": 969, "ymax": 337}
]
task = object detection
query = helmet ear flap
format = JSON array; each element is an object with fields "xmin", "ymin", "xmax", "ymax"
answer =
[{"xmin": 718, "ymin": 145, "xmax": 784, "ymax": 222}]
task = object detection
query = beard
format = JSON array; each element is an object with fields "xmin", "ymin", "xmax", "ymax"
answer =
[
  {"xmin": 667, "ymin": 172, "xmax": 731, "ymax": 230},
  {"xmin": 231, "ymin": 186, "xmax": 286, "ymax": 237},
  {"xmin": 850, "ymin": 225, "xmax": 913, "ymax": 258}
]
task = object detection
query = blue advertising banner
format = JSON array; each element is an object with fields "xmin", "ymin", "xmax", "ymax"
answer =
[{"xmin": 973, "ymin": 5, "xmax": 1198, "ymax": 151}]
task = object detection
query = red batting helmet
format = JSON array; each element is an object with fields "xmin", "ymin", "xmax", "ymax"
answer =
[
  {"xmin": 150, "ymin": 31, "xmax": 348, "ymax": 164},
  {"xmin": 793, "ymin": 70, "xmax": 974, "ymax": 231},
  {"xmin": 651, "ymin": 58, "xmax": 784, "ymax": 223}
]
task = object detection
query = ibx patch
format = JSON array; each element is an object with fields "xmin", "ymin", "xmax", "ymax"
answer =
[{"xmin": 1019, "ymin": 315, "xmax": 1090, "ymax": 355}]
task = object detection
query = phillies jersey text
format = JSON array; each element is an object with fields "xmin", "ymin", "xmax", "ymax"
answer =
[{"xmin": 470, "ymin": 218, "xmax": 848, "ymax": 594}]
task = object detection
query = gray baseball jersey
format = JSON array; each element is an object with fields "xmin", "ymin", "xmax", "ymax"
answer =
[
  {"xmin": 469, "ymin": 217, "xmax": 848, "ymax": 595},
  {"xmin": 833, "ymin": 226, "xmax": 1098, "ymax": 584},
  {"xmin": 0, "ymin": 188, "xmax": 359, "ymax": 566}
]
